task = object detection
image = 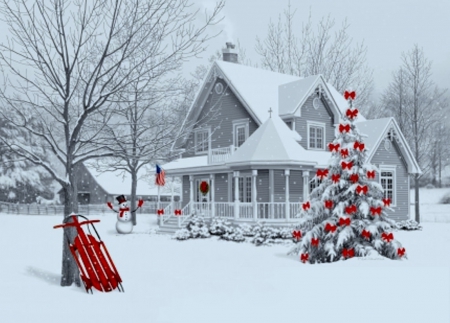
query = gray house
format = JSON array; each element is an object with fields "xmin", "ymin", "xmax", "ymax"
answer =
[{"xmin": 160, "ymin": 43, "xmax": 421, "ymax": 231}]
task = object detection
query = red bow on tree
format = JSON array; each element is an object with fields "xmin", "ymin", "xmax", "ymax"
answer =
[
  {"xmin": 331, "ymin": 174, "xmax": 341, "ymax": 184},
  {"xmin": 174, "ymin": 209, "xmax": 182, "ymax": 216},
  {"xmin": 350, "ymin": 174, "xmax": 359, "ymax": 183},
  {"xmin": 342, "ymin": 248, "xmax": 355, "ymax": 258},
  {"xmin": 340, "ymin": 149, "xmax": 349, "ymax": 158},
  {"xmin": 311, "ymin": 238, "xmax": 320, "ymax": 247},
  {"xmin": 339, "ymin": 124, "xmax": 351, "ymax": 133},
  {"xmin": 361, "ymin": 229, "xmax": 371, "ymax": 240},
  {"xmin": 345, "ymin": 205, "xmax": 357, "ymax": 215},
  {"xmin": 316, "ymin": 169, "xmax": 329, "ymax": 180},
  {"xmin": 339, "ymin": 217, "xmax": 351, "ymax": 226},
  {"xmin": 346, "ymin": 108, "xmax": 359, "ymax": 119},
  {"xmin": 324, "ymin": 200, "xmax": 333, "ymax": 209},
  {"xmin": 381, "ymin": 232, "xmax": 394, "ymax": 243},
  {"xmin": 344, "ymin": 90, "xmax": 356, "ymax": 100},
  {"xmin": 302, "ymin": 201, "xmax": 310, "ymax": 211},
  {"xmin": 370, "ymin": 206, "xmax": 382, "ymax": 216},
  {"xmin": 292, "ymin": 230, "xmax": 302, "ymax": 241},
  {"xmin": 324, "ymin": 223, "xmax": 337, "ymax": 233},
  {"xmin": 119, "ymin": 207, "xmax": 130, "ymax": 218},
  {"xmin": 328, "ymin": 143, "xmax": 340, "ymax": 152},
  {"xmin": 157, "ymin": 209, "xmax": 164, "ymax": 215},
  {"xmin": 382, "ymin": 198, "xmax": 391, "ymax": 207},
  {"xmin": 354, "ymin": 141, "xmax": 365, "ymax": 152},
  {"xmin": 366, "ymin": 170, "xmax": 375, "ymax": 179},
  {"xmin": 397, "ymin": 248, "xmax": 406, "ymax": 257},
  {"xmin": 341, "ymin": 161, "xmax": 353, "ymax": 170},
  {"xmin": 300, "ymin": 253, "xmax": 309, "ymax": 263},
  {"xmin": 356, "ymin": 185, "xmax": 368, "ymax": 195},
  {"xmin": 137, "ymin": 199, "xmax": 144, "ymax": 208},
  {"xmin": 107, "ymin": 201, "xmax": 113, "ymax": 210}
]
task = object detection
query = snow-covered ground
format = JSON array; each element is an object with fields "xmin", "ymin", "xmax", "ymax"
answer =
[{"xmin": 1, "ymin": 189, "xmax": 450, "ymax": 323}]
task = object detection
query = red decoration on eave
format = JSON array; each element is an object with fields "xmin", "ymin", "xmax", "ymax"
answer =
[
  {"xmin": 344, "ymin": 90, "xmax": 356, "ymax": 100},
  {"xmin": 311, "ymin": 238, "xmax": 319, "ymax": 247},
  {"xmin": 302, "ymin": 201, "xmax": 310, "ymax": 211},
  {"xmin": 324, "ymin": 223, "xmax": 337, "ymax": 233},
  {"xmin": 339, "ymin": 124, "xmax": 351, "ymax": 133},
  {"xmin": 367, "ymin": 170, "xmax": 375, "ymax": 179},
  {"xmin": 339, "ymin": 217, "xmax": 351, "ymax": 226},
  {"xmin": 382, "ymin": 198, "xmax": 391, "ymax": 207},
  {"xmin": 381, "ymin": 232, "xmax": 394, "ymax": 243},
  {"xmin": 354, "ymin": 141, "xmax": 365, "ymax": 152},
  {"xmin": 324, "ymin": 200, "xmax": 333, "ymax": 209},
  {"xmin": 355, "ymin": 185, "xmax": 368, "ymax": 195},
  {"xmin": 341, "ymin": 161, "xmax": 353, "ymax": 170},
  {"xmin": 397, "ymin": 248, "xmax": 406, "ymax": 257},
  {"xmin": 300, "ymin": 253, "xmax": 309, "ymax": 263},
  {"xmin": 292, "ymin": 230, "xmax": 302, "ymax": 241},
  {"xmin": 328, "ymin": 143, "xmax": 340, "ymax": 152},
  {"xmin": 361, "ymin": 229, "xmax": 371, "ymax": 240},
  {"xmin": 346, "ymin": 108, "xmax": 359, "ymax": 119},
  {"xmin": 349, "ymin": 174, "xmax": 359, "ymax": 184},
  {"xmin": 331, "ymin": 174, "xmax": 341, "ymax": 184},
  {"xmin": 316, "ymin": 169, "xmax": 329, "ymax": 180},
  {"xmin": 345, "ymin": 205, "xmax": 357, "ymax": 215},
  {"xmin": 370, "ymin": 206, "xmax": 382, "ymax": 216},
  {"xmin": 342, "ymin": 248, "xmax": 355, "ymax": 258},
  {"xmin": 340, "ymin": 149, "xmax": 349, "ymax": 158}
]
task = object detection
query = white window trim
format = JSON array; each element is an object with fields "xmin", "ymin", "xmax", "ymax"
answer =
[
  {"xmin": 379, "ymin": 165, "xmax": 396, "ymax": 207},
  {"xmin": 307, "ymin": 121, "xmax": 326, "ymax": 150},
  {"xmin": 194, "ymin": 127, "xmax": 211, "ymax": 155},
  {"xmin": 232, "ymin": 118, "xmax": 249, "ymax": 148},
  {"xmin": 232, "ymin": 174, "xmax": 252, "ymax": 202}
]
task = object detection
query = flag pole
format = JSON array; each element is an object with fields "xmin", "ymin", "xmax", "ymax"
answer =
[{"xmin": 157, "ymin": 185, "xmax": 160, "ymax": 212}]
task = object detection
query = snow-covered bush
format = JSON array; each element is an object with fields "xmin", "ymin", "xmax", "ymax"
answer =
[
  {"xmin": 251, "ymin": 223, "xmax": 293, "ymax": 246},
  {"xmin": 395, "ymin": 219, "xmax": 423, "ymax": 231},
  {"xmin": 425, "ymin": 183, "xmax": 435, "ymax": 189},
  {"xmin": 174, "ymin": 215, "xmax": 210, "ymax": 240},
  {"xmin": 238, "ymin": 223, "xmax": 254, "ymax": 237},
  {"xmin": 439, "ymin": 192, "xmax": 450, "ymax": 204},
  {"xmin": 209, "ymin": 218, "xmax": 234, "ymax": 236},
  {"xmin": 174, "ymin": 229, "xmax": 191, "ymax": 240},
  {"xmin": 220, "ymin": 227, "xmax": 246, "ymax": 242}
]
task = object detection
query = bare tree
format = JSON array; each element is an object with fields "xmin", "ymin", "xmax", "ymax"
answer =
[
  {"xmin": 255, "ymin": 4, "xmax": 374, "ymax": 108},
  {"xmin": 0, "ymin": 0, "xmax": 224, "ymax": 288}
]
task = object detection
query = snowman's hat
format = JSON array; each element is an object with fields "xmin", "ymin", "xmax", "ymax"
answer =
[{"xmin": 116, "ymin": 195, "xmax": 127, "ymax": 204}]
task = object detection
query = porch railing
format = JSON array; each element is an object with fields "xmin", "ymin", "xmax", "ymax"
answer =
[
  {"xmin": 208, "ymin": 145, "xmax": 235, "ymax": 164},
  {"xmin": 215, "ymin": 202, "xmax": 234, "ymax": 218},
  {"xmin": 239, "ymin": 203, "xmax": 253, "ymax": 219},
  {"xmin": 191, "ymin": 202, "xmax": 212, "ymax": 217}
]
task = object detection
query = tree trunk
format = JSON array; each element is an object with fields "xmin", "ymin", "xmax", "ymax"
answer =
[
  {"xmin": 414, "ymin": 174, "xmax": 420, "ymax": 223},
  {"xmin": 131, "ymin": 170, "xmax": 138, "ymax": 225},
  {"xmin": 60, "ymin": 172, "xmax": 80, "ymax": 287}
]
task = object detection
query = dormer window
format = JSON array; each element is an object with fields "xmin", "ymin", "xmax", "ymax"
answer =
[
  {"xmin": 307, "ymin": 121, "xmax": 325, "ymax": 150},
  {"xmin": 233, "ymin": 119, "xmax": 249, "ymax": 148}
]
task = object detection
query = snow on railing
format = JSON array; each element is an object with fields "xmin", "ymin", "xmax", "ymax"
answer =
[
  {"xmin": 215, "ymin": 202, "xmax": 234, "ymax": 218},
  {"xmin": 208, "ymin": 145, "xmax": 235, "ymax": 164}
]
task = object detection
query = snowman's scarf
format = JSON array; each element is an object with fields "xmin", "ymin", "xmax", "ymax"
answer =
[{"xmin": 119, "ymin": 207, "xmax": 130, "ymax": 218}]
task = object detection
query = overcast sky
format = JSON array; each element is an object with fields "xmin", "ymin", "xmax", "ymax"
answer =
[{"xmin": 188, "ymin": 0, "xmax": 450, "ymax": 96}]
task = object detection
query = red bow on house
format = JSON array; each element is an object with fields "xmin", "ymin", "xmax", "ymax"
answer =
[
  {"xmin": 300, "ymin": 253, "xmax": 309, "ymax": 263},
  {"xmin": 107, "ymin": 201, "xmax": 113, "ymax": 210},
  {"xmin": 316, "ymin": 169, "xmax": 329, "ymax": 180},
  {"xmin": 324, "ymin": 223, "xmax": 337, "ymax": 233},
  {"xmin": 137, "ymin": 199, "xmax": 144, "ymax": 207},
  {"xmin": 292, "ymin": 230, "xmax": 302, "ymax": 240},
  {"xmin": 361, "ymin": 229, "xmax": 371, "ymax": 240},
  {"xmin": 339, "ymin": 124, "xmax": 351, "ymax": 133},
  {"xmin": 174, "ymin": 209, "xmax": 182, "ymax": 216},
  {"xmin": 328, "ymin": 143, "xmax": 340, "ymax": 152},
  {"xmin": 339, "ymin": 217, "xmax": 351, "ymax": 226},
  {"xmin": 324, "ymin": 200, "xmax": 333, "ymax": 209},
  {"xmin": 367, "ymin": 170, "xmax": 375, "ymax": 179},
  {"xmin": 382, "ymin": 198, "xmax": 391, "ymax": 207},
  {"xmin": 342, "ymin": 248, "xmax": 355, "ymax": 258},
  {"xmin": 381, "ymin": 232, "xmax": 394, "ymax": 243},
  {"xmin": 350, "ymin": 174, "xmax": 359, "ymax": 183},
  {"xmin": 331, "ymin": 174, "xmax": 341, "ymax": 184},
  {"xmin": 370, "ymin": 206, "xmax": 382, "ymax": 216},
  {"xmin": 311, "ymin": 238, "xmax": 319, "ymax": 247},
  {"xmin": 302, "ymin": 201, "xmax": 311, "ymax": 211},
  {"xmin": 346, "ymin": 108, "xmax": 359, "ymax": 119},
  {"xmin": 341, "ymin": 161, "xmax": 353, "ymax": 170},
  {"xmin": 356, "ymin": 185, "xmax": 368, "ymax": 195},
  {"xmin": 345, "ymin": 205, "xmax": 357, "ymax": 215},
  {"xmin": 340, "ymin": 149, "xmax": 349, "ymax": 158},
  {"xmin": 157, "ymin": 209, "xmax": 164, "ymax": 215},
  {"xmin": 344, "ymin": 90, "xmax": 356, "ymax": 100},
  {"xmin": 353, "ymin": 141, "xmax": 365, "ymax": 151},
  {"xmin": 119, "ymin": 207, "xmax": 130, "ymax": 218},
  {"xmin": 397, "ymin": 248, "xmax": 406, "ymax": 257}
]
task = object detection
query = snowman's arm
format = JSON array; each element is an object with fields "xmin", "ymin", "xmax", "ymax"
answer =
[
  {"xmin": 106, "ymin": 202, "xmax": 118, "ymax": 213},
  {"xmin": 131, "ymin": 199, "xmax": 144, "ymax": 212}
]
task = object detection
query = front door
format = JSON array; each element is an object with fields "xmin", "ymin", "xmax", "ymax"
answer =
[{"xmin": 196, "ymin": 178, "xmax": 210, "ymax": 203}]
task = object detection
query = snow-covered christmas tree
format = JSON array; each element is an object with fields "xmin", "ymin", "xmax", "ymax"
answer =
[{"xmin": 290, "ymin": 90, "xmax": 407, "ymax": 264}]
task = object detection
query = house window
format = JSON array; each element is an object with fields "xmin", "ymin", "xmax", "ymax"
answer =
[
  {"xmin": 307, "ymin": 121, "xmax": 325, "ymax": 150},
  {"xmin": 194, "ymin": 128, "xmax": 210, "ymax": 153},
  {"xmin": 233, "ymin": 119, "xmax": 249, "ymax": 148},
  {"xmin": 380, "ymin": 167, "xmax": 396, "ymax": 206},
  {"xmin": 309, "ymin": 178, "xmax": 322, "ymax": 194},
  {"xmin": 232, "ymin": 176, "xmax": 252, "ymax": 202},
  {"xmin": 215, "ymin": 83, "xmax": 224, "ymax": 94}
]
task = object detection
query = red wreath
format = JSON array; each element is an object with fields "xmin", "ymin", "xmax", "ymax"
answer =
[{"xmin": 199, "ymin": 181, "xmax": 209, "ymax": 196}]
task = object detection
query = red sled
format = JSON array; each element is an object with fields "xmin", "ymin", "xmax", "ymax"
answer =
[{"xmin": 54, "ymin": 214, "xmax": 124, "ymax": 294}]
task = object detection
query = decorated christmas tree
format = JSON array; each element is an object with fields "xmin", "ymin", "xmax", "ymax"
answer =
[{"xmin": 290, "ymin": 90, "xmax": 407, "ymax": 264}]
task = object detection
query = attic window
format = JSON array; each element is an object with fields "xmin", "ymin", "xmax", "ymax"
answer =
[
  {"xmin": 384, "ymin": 138, "xmax": 391, "ymax": 151},
  {"xmin": 215, "ymin": 83, "xmax": 223, "ymax": 94},
  {"xmin": 313, "ymin": 97, "xmax": 320, "ymax": 110}
]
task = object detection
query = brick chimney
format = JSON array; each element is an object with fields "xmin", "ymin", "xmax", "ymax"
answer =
[{"xmin": 222, "ymin": 42, "xmax": 238, "ymax": 63}]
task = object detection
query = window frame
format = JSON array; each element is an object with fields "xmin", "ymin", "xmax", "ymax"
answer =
[
  {"xmin": 309, "ymin": 177, "xmax": 322, "ymax": 195},
  {"xmin": 232, "ymin": 175, "xmax": 252, "ymax": 202},
  {"xmin": 379, "ymin": 165, "xmax": 396, "ymax": 206},
  {"xmin": 232, "ymin": 119, "xmax": 249, "ymax": 148},
  {"xmin": 194, "ymin": 127, "xmax": 210, "ymax": 154},
  {"xmin": 307, "ymin": 121, "xmax": 326, "ymax": 150}
]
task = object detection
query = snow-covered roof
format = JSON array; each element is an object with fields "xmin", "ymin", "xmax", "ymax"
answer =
[
  {"xmin": 278, "ymin": 75, "xmax": 320, "ymax": 116},
  {"xmin": 85, "ymin": 165, "xmax": 176, "ymax": 196},
  {"xmin": 355, "ymin": 118, "xmax": 391, "ymax": 152},
  {"xmin": 163, "ymin": 155, "xmax": 208, "ymax": 171}
]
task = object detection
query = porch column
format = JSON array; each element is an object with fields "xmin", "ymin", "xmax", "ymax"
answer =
[
  {"xmin": 171, "ymin": 176, "xmax": 175, "ymax": 214},
  {"xmin": 252, "ymin": 170, "xmax": 258, "ymax": 221},
  {"xmin": 285, "ymin": 169, "xmax": 290, "ymax": 222},
  {"xmin": 269, "ymin": 169, "xmax": 274, "ymax": 219},
  {"xmin": 302, "ymin": 171, "xmax": 309, "ymax": 202},
  {"xmin": 189, "ymin": 175, "xmax": 194, "ymax": 215},
  {"xmin": 210, "ymin": 174, "xmax": 215, "ymax": 218},
  {"xmin": 234, "ymin": 171, "xmax": 240, "ymax": 220}
]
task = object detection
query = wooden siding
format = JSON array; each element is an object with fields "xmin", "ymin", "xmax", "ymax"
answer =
[
  {"xmin": 273, "ymin": 170, "xmax": 286, "ymax": 201},
  {"xmin": 182, "ymin": 79, "xmax": 258, "ymax": 158},
  {"xmin": 294, "ymin": 95, "xmax": 335, "ymax": 150},
  {"xmin": 257, "ymin": 170, "xmax": 270, "ymax": 202},
  {"xmin": 289, "ymin": 170, "xmax": 303, "ymax": 202},
  {"xmin": 371, "ymin": 139, "xmax": 409, "ymax": 221},
  {"xmin": 182, "ymin": 175, "xmax": 190, "ymax": 208},
  {"xmin": 214, "ymin": 173, "xmax": 229, "ymax": 202}
]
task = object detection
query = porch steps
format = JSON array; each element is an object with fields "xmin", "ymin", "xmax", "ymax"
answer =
[{"xmin": 158, "ymin": 216, "xmax": 186, "ymax": 234}]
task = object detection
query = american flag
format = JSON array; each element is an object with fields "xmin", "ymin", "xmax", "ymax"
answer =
[{"xmin": 155, "ymin": 164, "xmax": 165, "ymax": 186}]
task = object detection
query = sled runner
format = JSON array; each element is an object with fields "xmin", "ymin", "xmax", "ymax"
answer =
[{"xmin": 54, "ymin": 214, "xmax": 124, "ymax": 294}]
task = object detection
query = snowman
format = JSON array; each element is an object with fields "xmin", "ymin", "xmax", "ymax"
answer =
[{"xmin": 107, "ymin": 195, "xmax": 144, "ymax": 234}]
